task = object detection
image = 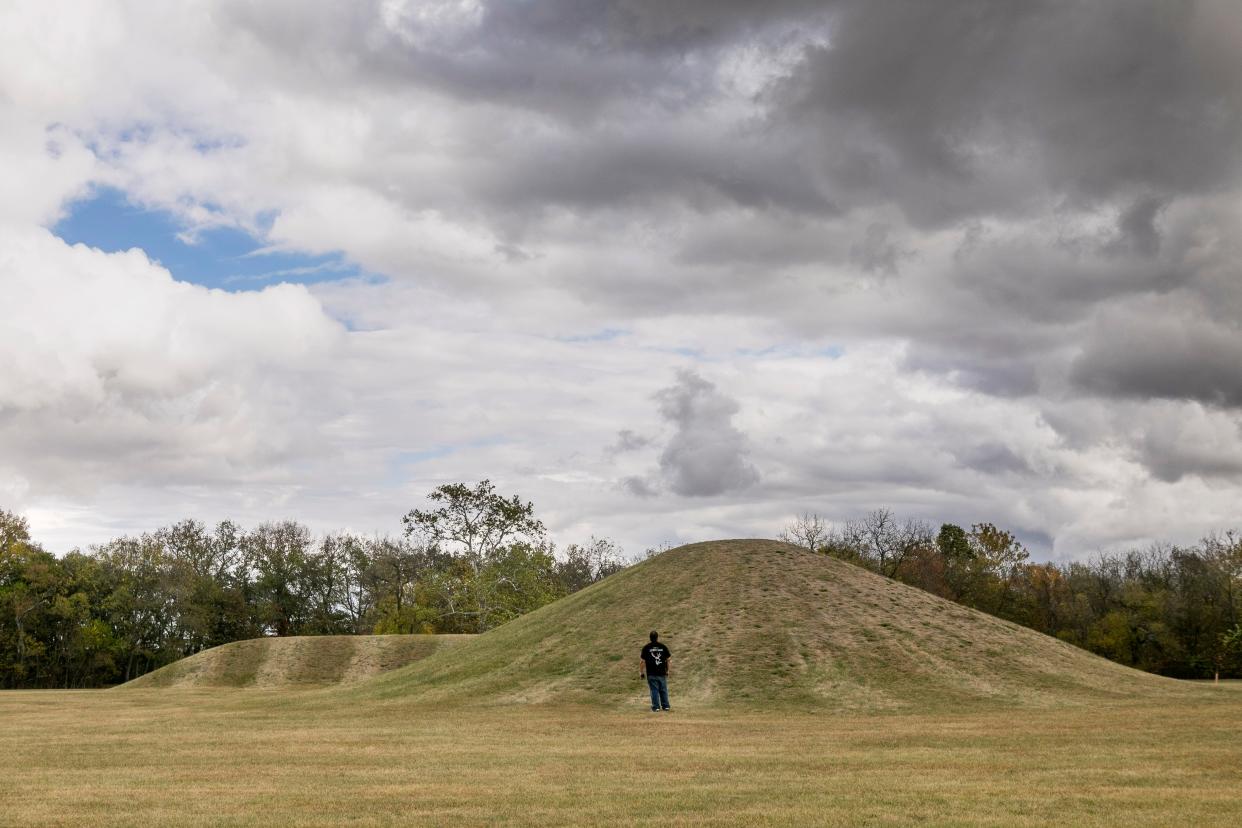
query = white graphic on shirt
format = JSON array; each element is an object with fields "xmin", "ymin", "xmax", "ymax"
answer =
[{"xmin": 648, "ymin": 648, "xmax": 664, "ymax": 666}]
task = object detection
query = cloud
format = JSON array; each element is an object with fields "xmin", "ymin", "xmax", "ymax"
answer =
[
  {"xmin": 950, "ymin": 442, "xmax": 1032, "ymax": 477},
  {"xmin": 611, "ymin": 430, "xmax": 653, "ymax": 453},
  {"xmin": 2, "ymin": 0, "xmax": 1242, "ymax": 559},
  {"xmin": 850, "ymin": 223, "xmax": 908, "ymax": 276},
  {"xmin": 1070, "ymin": 299, "xmax": 1242, "ymax": 407},
  {"xmin": 621, "ymin": 476, "xmax": 659, "ymax": 498},
  {"xmin": 775, "ymin": 0, "xmax": 1242, "ymax": 225},
  {"xmin": 0, "ymin": 225, "xmax": 345, "ymax": 495},
  {"xmin": 1134, "ymin": 403, "xmax": 1242, "ymax": 482},
  {"xmin": 1114, "ymin": 196, "xmax": 1167, "ymax": 258},
  {"xmin": 651, "ymin": 370, "xmax": 759, "ymax": 497}
]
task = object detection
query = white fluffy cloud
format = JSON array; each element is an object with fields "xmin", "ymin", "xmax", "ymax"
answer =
[
  {"xmin": 2, "ymin": 0, "xmax": 1242, "ymax": 559},
  {"xmin": 0, "ymin": 225, "xmax": 344, "ymax": 492}
]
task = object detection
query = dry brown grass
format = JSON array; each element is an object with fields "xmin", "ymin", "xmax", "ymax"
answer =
[{"xmin": 3, "ymin": 688, "xmax": 1242, "ymax": 826}]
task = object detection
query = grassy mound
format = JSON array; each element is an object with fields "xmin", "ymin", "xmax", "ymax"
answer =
[
  {"xmin": 123, "ymin": 634, "xmax": 470, "ymax": 689},
  {"xmin": 355, "ymin": 539, "xmax": 1198, "ymax": 711}
]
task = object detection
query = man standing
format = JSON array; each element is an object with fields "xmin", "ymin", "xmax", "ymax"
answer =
[{"xmin": 640, "ymin": 630, "xmax": 671, "ymax": 712}]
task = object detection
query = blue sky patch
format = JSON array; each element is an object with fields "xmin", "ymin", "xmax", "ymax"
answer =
[
  {"xmin": 53, "ymin": 186, "xmax": 362, "ymax": 291},
  {"xmin": 557, "ymin": 328, "xmax": 629, "ymax": 343}
]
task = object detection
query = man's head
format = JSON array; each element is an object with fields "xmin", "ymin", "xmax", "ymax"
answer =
[{"xmin": 650, "ymin": 631, "xmax": 659, "ymax": 643}]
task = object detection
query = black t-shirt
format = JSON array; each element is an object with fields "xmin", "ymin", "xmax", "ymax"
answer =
[{"xmin": 641, "ymin": 642, "xmax": 671, "ymax": 676}]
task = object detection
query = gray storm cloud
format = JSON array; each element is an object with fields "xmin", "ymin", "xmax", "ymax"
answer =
[
  {"xmin": 776, "ymin": 1, "xmax": 1242, "ymax": 220},
  {"xmin": 1071, "ymin": 305, "xmax": 1242, "ymax": 408},
  {"xmin": 652, "ymin": 371, "xmax": 759, "ymax": 498}
]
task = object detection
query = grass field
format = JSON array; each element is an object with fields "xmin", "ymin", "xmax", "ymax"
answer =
[
  {"xmin": 6, "ymin": 541, "xmax": 1241, "ymax": 825},
  {"xmin": 3, "ymin": 687, "xmax": 1242, "ymax": 826}
]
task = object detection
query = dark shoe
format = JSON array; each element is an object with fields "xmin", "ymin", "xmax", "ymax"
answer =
[
  {"xmin": 651, "ymin": 707, "xmax": 660, "ymax": 712},
  {"xmin": 662, "ymin": 707, "xmax": 671, "ymax": 711}
]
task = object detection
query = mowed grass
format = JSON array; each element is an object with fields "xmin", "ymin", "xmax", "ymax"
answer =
[
  {"xmin": 125, "ymin": 634, "xmax": 472, "ymax": 689},
  {"xmin": 4, "ymin": 688, "xmax": 1242, "ymax": 826}
]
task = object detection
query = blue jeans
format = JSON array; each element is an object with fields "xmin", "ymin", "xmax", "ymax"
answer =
[{"xmin": 647, "ymin": 675, "xmax": 669, "ymax": 710}]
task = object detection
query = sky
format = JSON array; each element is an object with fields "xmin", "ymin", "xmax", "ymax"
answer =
[{"xmin": 3, "ymin": 0, "xmax": 1242, "ymax": 561}]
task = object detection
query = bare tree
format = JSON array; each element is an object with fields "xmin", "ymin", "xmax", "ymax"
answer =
[
  {"xmin": 779, "ymin": 512, "xmax": 829, "ymax": 552},
  {"xmin": 833, "ymin": 509, "xmax": 933, "ymax": 577}
]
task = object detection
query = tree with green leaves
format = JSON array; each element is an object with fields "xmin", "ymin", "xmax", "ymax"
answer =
[
  {"xmin": 1, "ymin": 510, "xmax": 57, "ymax": 686},
  {"xmin": 403, "ymin": 480, "xmax": 545, "ymax": 564},
  {"xmin": 403, "ymin": 480, "xmax": 548, "ymax": 632},
  {"xmin": 934, "ymin": 523, "xmax": 974, "ymax": 601},
  {"xmin": 1220, "ymin": 625, "xmax": 1242, "ymax": 682},
  {"xmin": 318, "ymin": 532, "xmax": 373, "ymax": 633},
  {"xmin": 476, "ymin": 541, "xmax": 564, "ymax": 629},
  {"xmin": 555, "ymin": 537, "xmax": 626, "ymax": 594},
  {"xmin": 157, "ymin": 519, "xmax": 253, "ymax": 654},
  {"xmin": 242, "ymin": 521, "xmax": 317, "ymax": 637},
  {"xmin": 363, "ymin": 536, "xmax": 439, "ymax": 634},
  {"xmin": 964, "ymin": 522, "xmax": 1031, "ymax": 616},
  {"xmin": 94, "ymin": 534, "xmax": 178, "ymax": 682}
]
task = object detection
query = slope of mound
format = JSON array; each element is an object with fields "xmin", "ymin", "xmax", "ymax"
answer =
[
  {"xmin": 356, "ymin": 540, "xmax": 1199, "ymax": 711},
  {"xmin": 122, "ymin": 634, "xmax": 471, "ymax": 689}
]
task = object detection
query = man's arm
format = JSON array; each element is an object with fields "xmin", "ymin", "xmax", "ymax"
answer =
[{"xmin": 639, "ymin": 656, "xmax": 646, "ymax": 678}]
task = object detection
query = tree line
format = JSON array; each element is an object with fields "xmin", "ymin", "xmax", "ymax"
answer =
[
  {"xmin": 782, "ymin": 510, "xmax": 1242, "ymax": 680},
  {"xmin": 0, "ymin": 481, "xmax": 626, "ymax": 688},
  {"xmin": 8, "ymin": 485, "xmax": 1240, "ymax": 688}
]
